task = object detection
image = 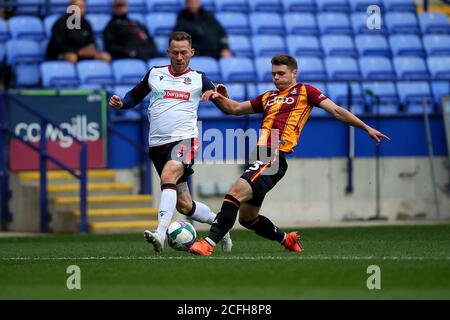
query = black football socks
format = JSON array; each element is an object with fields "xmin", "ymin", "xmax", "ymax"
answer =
[
  {"xmin": 205, "ymin": 194, "xmax": 240, "ymax": 246},
  {"xmin": 241, "ymin": 215, "xmax": 285, "ymax": 243}
]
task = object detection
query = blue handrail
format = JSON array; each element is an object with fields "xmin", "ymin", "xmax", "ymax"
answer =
[{"xmin": 0, "ymin": 92, "xmax": 88, "ymax": 233}]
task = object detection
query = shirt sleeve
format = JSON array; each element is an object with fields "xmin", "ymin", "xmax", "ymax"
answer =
[
  {"xmin": 201, "ymin": 73, "xmax": 215, "ymax": 93},
  {"xmin": 249, "ymin": 93, "xmax": 265, "ymax": 113},
  {"xmin": 305, "ymin": 84, "xmax": 328, "ymax": 106},
  {"xmin": 121, "ymin": 69, "xmax": 152, "ymax": 109}
]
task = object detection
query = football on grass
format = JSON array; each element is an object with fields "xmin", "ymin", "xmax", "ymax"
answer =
[{"xmin": 166, "ymin": 221, "xmax": 197, "ymax": 251}]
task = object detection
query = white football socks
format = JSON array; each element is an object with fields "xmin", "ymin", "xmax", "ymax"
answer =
[
  {"xmin": 189, "ymin": 201, "xmax": 216, "ymax": 225},
  {"xmin": 156, "ymin": 187, "xmax": 177, "ymax": 240}
]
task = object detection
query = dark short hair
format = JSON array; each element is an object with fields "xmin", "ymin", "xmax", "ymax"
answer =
[
  {"xmin": 169, "ymin": 31, "xmax": 192, "ymax": 47},
  {"xmin": 271, "ymin": 54, "xmax": 298, "ymax": 71}
]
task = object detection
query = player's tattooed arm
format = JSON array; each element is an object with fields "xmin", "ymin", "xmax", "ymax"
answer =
[{"xmin": 318, "ymin": 98, "xmax": 391, "ymax": 144}]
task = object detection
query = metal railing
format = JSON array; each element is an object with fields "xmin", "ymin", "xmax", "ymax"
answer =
[{"xmin": 0, "ymin": 92, "xmax": 88, "ymax": 232}]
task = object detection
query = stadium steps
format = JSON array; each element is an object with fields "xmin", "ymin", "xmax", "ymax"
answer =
[
  {"xmin": 89, "ymin": 220, "xmax": 159, "ymax": 233},
  {"xmin": 10, "ymin": 169, "xmax": 158, "ymax": 234},
  {"xmin": 17, "ymin": 169, "xmax": 117, "ymax": 185}
]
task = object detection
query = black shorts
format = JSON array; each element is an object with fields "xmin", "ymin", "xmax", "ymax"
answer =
[
  {"xmin": 148, "ymin": 138, "xmax": 200, "ymax": 184},
  {"xmin": 240, "ymin": 148, "xmax": 288, "ymax": 207}
]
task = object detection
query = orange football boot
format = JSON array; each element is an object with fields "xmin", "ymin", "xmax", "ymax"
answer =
[
  {"xmin": 283, "ymin": 232, "xmax": 303, "ymax": 253},
  {"xmin": 188, "ymin": 239, "xmax": 214, "ymax": 256}
]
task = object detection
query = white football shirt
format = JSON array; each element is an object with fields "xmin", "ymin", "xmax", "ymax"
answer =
[{"xmin": 137, "ymin": 65, "xmax": 216, "ymax": 147}]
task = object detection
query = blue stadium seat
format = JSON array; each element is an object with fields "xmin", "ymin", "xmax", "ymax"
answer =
[
  {"xmin": 249, "ymin": 13, "xmax": 284, "ymax": 35},
  {"xmin": 393, "ymin": 57, "xmax": 429, "ymax": 79},
  {"xmin": 355, "ymin": 35, "xmax": 390, "ymax": 57},
  {"xmin": 216, "ymin": 12, "xmax": 250, "ymax": 35},
  {"xmin": 324, "ymin": 57, "xmax": 361, "ymax": 80},
  {"xmin": 286, "ymin": 35, "xmax": 322, "ymax": 57},
  {"xmin": 431, "ymin": 81, "xmax": 450, "ymax": 106},
  {"xmin": 96, "ymin": 36, "xmax": 104, "ymax": 51},
  {"xmin": 48, "ymin": 0, "xmax": 68, "ymax": 14},
  {"xmin": 317, "ymin": 13, "xmax": 352, "ymax": 35},
  {"xmin": 315, "ymin": 0, "xmax": 350, "ymax": 12},
  {"xmin": 198, "ymin": 104, "xmax": 226, "ymax": 119},
  {"xmin": 76, "ymin": 60, "xmax": 114, "ymax": 86},
  {"xmin": 296, "ymin": 57, "xmax": 327, "ymax": 81},
  {"xmin": 0, "ymin": 18, "xmax": 8, "ymax": 42},
  {"xmin": 8, "ymin": 16, "xmax": 45, "ymax": 41},
  {"xmin": 257, "ymin": 82, "xmax": 276, "ymax": 94},
  {"xmin": 320, "ymin": 35, "xmax": 357, "ymax": 57},
  {"xmin": 327, "ymin": 82, "xmax": 365, "ymax": 115},
  {"xmin": 246, "ymin": 83, "xmax": 257, "ymax": 99},
  {"xmin": 40, "ymin": 61, "xmax": 79, "ymax": 88},
  {"xmin": 249, "ymin": 0, "xmax": 283, "ymax": 12},
  {"xmin": 148, "ymin": 57, "xmax": 170, "ymax": 68},
  {"xmin": 44, "ymin": 14, "xmax": 60, "ymax": 38},
  {"xmin": 214, "ymin": 0, "xmax": 249, "ymax": 12},
  {"xmin": 385, "ymin": 12, "xmax": 420, "ymax": 34},
  {"xmin": 254, "ymin": 56, "xmax": 273, "ymax": 82},
  {"xmin": 146, "ymin": 0, "xmax": 181, "ymax": 12},
  {"xmin": 128, "ymin": 13, "xmax": 145, "ymax": 25},
  {"xmin": 14, "ymin": 0, "xmax": 44, "ymax": 15},
  {"xmin": 189, "ymin": 57, "xmax": 221, "ymax": 83},
  {"xmin": 251, "ymin": 35, "xmax": 286, "ymax": 57},
  {"xmin": 219, "ymin": 57, "xmax": 256, "ymax": 82},
  {"xmin": 228, "ymin": 35, "xmax": 252, "ymax": 57},
  {"xmin": 224, "ymin": 83, "xmax": 246, "ymax": 101},
  {"xmin": 40, "ymin": 39, "xmax": 48, "ymax": 56},
  {"xmin": 154, "ymin": 36, "xmax": 168, "ymax": 53},
  {"xmin": 198, "ymin": 0, "xmax": 215, "ymax": 11},
  {"xmin": 423, "ymin": 34, "xmax": 450, "ymax": 56},
  {"xmin": 109, "ymin": 85, "xmax": 142, "ymax": 120},
  {"xmin": 6, "ymin": 39, "xmax": 43, "ymax": 65},
  {"xmin": 381, "ymin": 0, "xmax": 416, "ymax": 12},
  {"xmin": 85, "ymin": 14, "xmax": 110, "ymax": 37},
  {"xmin": 359, "ymin": 57, "xmax": 395, "ymax": 80},
  {"xmin": 0, "ymin": 43, "xmax": 5, "ymax": 62},
  {"xmin": 397, "ymin": 81, "xmax": 434, "ymax": 114},
  {"xmin": 15, "ymin": 63, "xmax": 40, "ymax": 87},
  {"xmin": 284, "ymin": 13, "xmax": 319, "ymax": 36},
  {"xmin": 112, "ymin": 59, "xmax": 147, "ymax": 85},
  {"xmin": 146, "ymin": 13, "xmax": 176, "ymax": 36},
  {"xmin": 419, "ymin": 12, "xmax": 450, "ymax": 34},
  {"xmin": 350, "ymin": 12, "xmax": 387, "ymax": 35},
  {"xmin": 282, "ymin": 0, "xmax": 316, "ymax": 12},
  {"xmin": 427, "ymin": 56, "xmax": 450, "ymax": 79},
  {"xmin": 362, "ymin": 81, "xmax": 399, "ymax": 114},
  {"xmin": 127, "ymin": 0, "xmax": 146, "ymax": 13},
  {"xmin": 350, "ymin": 0, "xmax": 382, "ymax": 12},
  {"xmin": 86, "ymin": 0, "xmax": 112, "ymax": 13},
  {"xmin": 389, "ymin": 34, "xmax": 425, "ymax": 57}
]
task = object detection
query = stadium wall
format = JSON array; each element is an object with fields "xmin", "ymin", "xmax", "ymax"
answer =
[{"xmin": 159, "ymin": 157, "xmax": 450, "ymax": 229}]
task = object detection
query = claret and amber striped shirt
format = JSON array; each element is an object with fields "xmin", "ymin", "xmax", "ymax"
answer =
[{"xmin": 250, "ymin": 83, "xmax": 327, "ymax": 153}]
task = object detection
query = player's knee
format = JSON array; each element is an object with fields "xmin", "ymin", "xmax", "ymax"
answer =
[
  {"xmin": 176, "ymin": 199, "xmax": 192, "ymax": 215},
  {"xmin": 239, "ymin": 216, "xmax": 258, "ymax": 229}
]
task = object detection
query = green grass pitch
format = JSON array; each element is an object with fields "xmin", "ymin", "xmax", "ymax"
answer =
[{"xmin": 0, "ymin": 224, "xmax": 449, "ymax": 299}]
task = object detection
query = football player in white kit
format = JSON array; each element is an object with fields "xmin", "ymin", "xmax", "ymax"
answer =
[{"xmin": 109, "ymin": 31, "xmax": 232, "ymax": 253}]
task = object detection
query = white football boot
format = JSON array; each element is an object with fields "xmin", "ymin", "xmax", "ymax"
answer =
[
  {"xmin": 221, "ymin": 232, "xmax": 233, "ymax": 252},
  {"xmin": 144, "ymin": 230, "xmax": 164, "ymax": 253}
]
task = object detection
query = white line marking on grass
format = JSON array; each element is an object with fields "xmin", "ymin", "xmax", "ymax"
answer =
[{"xmin": 1, "ymin": 256, "xmax": 449, "ymax": 261}]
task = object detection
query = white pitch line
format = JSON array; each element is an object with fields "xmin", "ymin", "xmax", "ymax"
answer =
[{"xmin": 0, "ymin": 256, "xmax": 449, "ymax": 261}]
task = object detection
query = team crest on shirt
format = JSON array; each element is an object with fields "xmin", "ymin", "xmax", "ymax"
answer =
[
  {"xmin": 183, "ymin": 77, "xmax": 192, "ymax": 85},
  {"xmin": 291, "ymin": 88, "xmax": 298, "ymax": 95}
]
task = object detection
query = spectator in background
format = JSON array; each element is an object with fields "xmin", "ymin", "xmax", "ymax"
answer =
[
  {"xmin": 46, "ymin": 0, "xmax": 111, "ymax": 64},
  {"xmin": 173, "ymin": 0, "xmax": 231, "ymax": 59},
  {"xmin": 103, "ymin": 0, "xmax": 160, "ymax": 61}
]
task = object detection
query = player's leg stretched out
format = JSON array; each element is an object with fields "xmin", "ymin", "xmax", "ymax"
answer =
[
  {"xmin": 144, "ymin": 139, "xmax": 232, "ymax": 253},
  {"xmin": 188, "ymin": 150, "xmax": 303, "ymax": 256}
]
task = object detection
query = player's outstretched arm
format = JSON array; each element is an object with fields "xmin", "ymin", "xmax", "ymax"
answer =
[
  {"xmin": 202, "ymin": 88, "xmax": 254, "ymax": 115},
  {"xmin": 318, "ymin": 98, "xmax": 391, "ymax": 144}
]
